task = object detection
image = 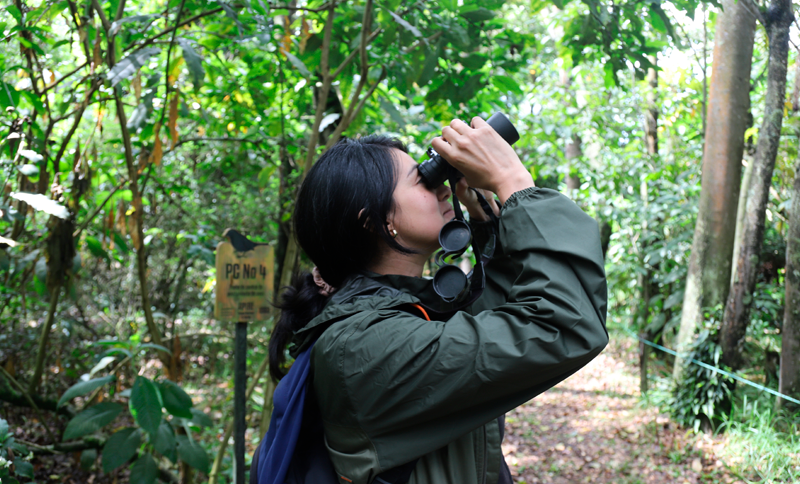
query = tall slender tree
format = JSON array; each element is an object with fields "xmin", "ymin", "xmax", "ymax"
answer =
[
  {"xmin": 721, "ymin": 0, "xmax": 794, "ymax": 370},
  {"xmin": 674, "ymin": 0, "xmax": 757, "ymax": 379}
]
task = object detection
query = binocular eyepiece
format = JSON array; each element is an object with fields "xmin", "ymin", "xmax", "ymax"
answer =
[{"xmin": 417, "ymin": 112, "xmax": 521, "ymax": 189}]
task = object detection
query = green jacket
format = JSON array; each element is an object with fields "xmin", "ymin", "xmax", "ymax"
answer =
[{"xmin": 293, "ymin": 187, "xmax": 608, "ymax": 484}]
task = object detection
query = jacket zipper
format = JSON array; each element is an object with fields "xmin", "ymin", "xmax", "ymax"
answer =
[{"xmin": 481, "ymin": 424, "xmax": 488, "ymax": 484}]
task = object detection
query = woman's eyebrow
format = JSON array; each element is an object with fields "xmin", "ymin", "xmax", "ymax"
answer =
[{"xmin": 407, "ymin": 165, "xmax": 418, "ymax": 178}]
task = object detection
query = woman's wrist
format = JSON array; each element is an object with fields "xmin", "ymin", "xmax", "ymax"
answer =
[{"xmin": 495, "ymin": 172, "xmax": 535, "ymax": 206}]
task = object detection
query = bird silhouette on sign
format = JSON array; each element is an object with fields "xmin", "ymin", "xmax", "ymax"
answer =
[{"xmin": 222, "ymin": 228, "xmax": 268, "ymax": 253}]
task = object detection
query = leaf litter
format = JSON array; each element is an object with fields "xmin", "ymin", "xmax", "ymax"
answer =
[{"xmin": 503, "ymin": 336, "xmax": 746, "ymax": 484}]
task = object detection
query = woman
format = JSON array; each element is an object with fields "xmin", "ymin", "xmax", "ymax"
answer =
[{"xmin": 267, "ymin": 117, "xmax": 608, "ymax": 484}]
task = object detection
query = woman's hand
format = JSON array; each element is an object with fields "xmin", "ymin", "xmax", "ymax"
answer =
[
  {"xmin": 431, "ymin": 117, "xmax": 534, "ymax": 205},
  {"xmin": 455, "ymin": 178, "xmax": 500, "ymax": 222}
]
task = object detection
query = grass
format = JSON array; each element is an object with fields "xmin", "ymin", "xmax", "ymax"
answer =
[{"xmin": 715, "ymin": 395, "xmax": 800, "ymax": 483}]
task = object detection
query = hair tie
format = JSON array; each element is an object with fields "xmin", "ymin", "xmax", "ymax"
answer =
[{"xmin": 312, "ymin": 267, "xmax": 336, "ymax": 297}]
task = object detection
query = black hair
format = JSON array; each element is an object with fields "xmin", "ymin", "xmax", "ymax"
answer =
[{"xmin": 269, "ymin": 135, "xmax": 411, "ymax": 381}]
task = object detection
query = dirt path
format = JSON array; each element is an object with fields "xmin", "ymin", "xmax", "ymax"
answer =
[{"xmin": 503, "ymin": 335, "xmax": 744, "ymax": 484}]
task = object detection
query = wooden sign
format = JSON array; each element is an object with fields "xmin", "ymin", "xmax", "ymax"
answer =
[{"xmin": 215, "ymin": 242, "xmax": 274, "ymax": 322}]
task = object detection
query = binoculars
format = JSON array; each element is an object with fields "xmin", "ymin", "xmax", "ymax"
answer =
[
  {"xmin": 418, "ymin": 112, "xmax": 520, "ymax": 302},
  {"xmin": 417, "ymin": 112, "xmax": 520, "ymax": 189}
]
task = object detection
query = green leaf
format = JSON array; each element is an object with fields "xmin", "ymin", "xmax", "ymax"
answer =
[
  {"xmin": 152, "ymin": 420, "xmax": 177, "ymax": 463},
  {"xmin": 284, "ymin": 51, "xmax": 310, "ymax": 78},
  {"xmin": 491, "ymin": 75, "xmax": 522, "ymax": 95},
  {"xmin": 129, "ymin": 453, "xmax": 158, "ymax": 484},
  {"xmin": 459, "ymin": 6, "xmax": 495, "ymax": 22},
  {"xmin": 102, "ymin": 427, "xmax": 141, "ymax": 472},
  {"xmin": 178, "ymin": 38, "xmax": 205, "ymax": 87},
  {"xmin": 80, "ymin": 449, "xmax": 97, "ymax": 470},
  {"xmin": 113, "ymin": 232, "xmax": 130, "ymax": 255},
  {"xmin": 159, "ymin": 380, "xmax": 193, "ymax": 418},
  {"xmin": 176, "ymin": 434, "xmax": 209, "ymax": 473},
  {"xmin": 18, "ymin": 150, "xmax": 43, "ymax": 163},
  {"xmin": 0, "ymin": 82, "xmax": 20, "ymax": 109},
  {"xmin": 648, "ymin": 6, "xmax": 667, "ymax": 33},
  {"xmin": 107, "ymin": 47, "xmax": 161, "ymax": 87},
  {"xmin": 58, "ymin": 375, "xmax": 115, "ymax": 407},
  {"xmin": 18, "ymin": 164, "xmax": 39, "ymax": 177},
  {"xmin": 10, "ymin": 192, "xmax": 69, "ymax": 219},
  {"xmin": 13, "ymin": 460, "xmax": 33, "ymax": 478},
  {"xmin": 126, "ymin": 103, "xmax": 148, "ymax": 130},
  {"xmin": 85, "ymin": 236, "xmax": 110, "ymax": 261},
  {"xmin": 63, "ymin": 402, "xmax": 123, "ymax": 441},
  {"xmin": 130, "ymin": 377, "xmax": 162, "ymax": 437},
  {"xmin": 189, "ymin": 408, "xmax": 213, "ymax": 428},
  {"xmin": 0, "ymin": 418, "xmax": 9, "ymax": 440},
  {"xmin": 5, "ymin": 5, "xmax": 22, "ymax": 23},
  {"xmin": 20, "ymin": 90, "xmax": 45, "ymax": 112},
  {"xmin": 258, "ymin": 165, "xmax": 276, "ymax": 188},
  {"xmin": 378, "ymin": 97, "xmax": 406, "ymax": 129},
  {"xmin": 137, "ymin": 343, "xmax": 170, "ymax": 354}
]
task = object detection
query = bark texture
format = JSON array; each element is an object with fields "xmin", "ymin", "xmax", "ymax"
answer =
[
  {"xmin": 779, "ymin": 165, "xmax": 800, "ymax": 412},
  {"xmin": 721, "ymin": 0, "xmax": 793, "ymax": 370},
  {"xmin": 674, "ymin": 0, "xmax": 757, "ymax": 379}
]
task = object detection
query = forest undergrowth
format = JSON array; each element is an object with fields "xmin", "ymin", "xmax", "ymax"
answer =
[{"xmin": 503, "ymin": 330, "xmax": 800, "ymax": 484}]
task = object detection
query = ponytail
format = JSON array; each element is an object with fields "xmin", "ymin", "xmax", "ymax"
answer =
[{"xmin": 268, "ymin": 271, "xmax": 329, "ymax": 382}]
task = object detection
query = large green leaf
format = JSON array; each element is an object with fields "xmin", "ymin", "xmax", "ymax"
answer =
[
  {"xmin": 284, "ymin": 52, "xmax": 310, "ymax": 78},
  {"xmin": 107, "ymin": 47, "xmax": 161, "ymax": 87},
  {"xmin": 63, "ymin": 402, "xmax": 123, "ymax": 441},
  {"xmin": 9, "ymin": 192, "xmax": 69, "ymax": 219},
  {"xmin": 176, "ymin": 434, "xmax": 209, "ymax": 473},
  {"xmin": 459, "ymin": 6, "xmax": 495, "ymax": 22},
  {"xmin": 129, "ymin": 453, "xmax": 158, "ymax": 484},
  {"xmin": 13, "ymin": 460, "xmax": 33, "ymax": 478},
  {"xmin": 159, "ymin": 380, "xmax": 193, "ymax": 418},
  {"xmin": 101, "ymin": 427, "xmax": 141, "ymax": 472},
  {"xmin": 58, "ymin": 375, "xmax": 115, "ymax": 407},
  {"xmin": 129, "ymin": 377, "xmax": 162, "ymax": 436},
  {"xmin": 152, "ymin": 420, "xmax": 177, "ymax": 463},
  {"xmin": 189, "ymin": 408, "xmax": 213, "ymax": 428},
  {"xmin": 178, "ymin": 38, "xmax": 205, "ymax": 87}
]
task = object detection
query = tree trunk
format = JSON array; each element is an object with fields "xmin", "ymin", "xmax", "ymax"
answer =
[
  {"xmin": 721, "ymin": 0, "xmax": 793, "ymax": 370},
  {"xmin": 779, "ymin": 162, "xmax": 800, "ymax": 412},
  {"xmin": 565, "ymin": 135, "xmax": 582, "ymax": 192},
  {"xmin": 730, "ymin": 159, "xmax": 755, "ymax": 290},
  {"xmin": 638, "ymin": 63, "xmax": 659, "ymax": 394},
  {"xmin": 27, "ymin": 287, "xmax": 61, "ymax": 394},
  {"xmin": 674, "ymin": 0, "xmax": 757, "ymax": 379}
]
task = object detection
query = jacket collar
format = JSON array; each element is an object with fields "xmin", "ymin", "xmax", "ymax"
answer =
[{"xmin": 296, "ymin": 272, "xmax": 463, "ymax": 336}]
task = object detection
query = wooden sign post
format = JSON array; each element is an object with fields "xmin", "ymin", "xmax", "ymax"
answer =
[{"xmin": 215, "ymin": 230, "xmax": 274, "ymax": 484}]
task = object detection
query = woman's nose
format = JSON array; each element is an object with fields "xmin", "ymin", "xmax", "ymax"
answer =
[{"xmin": 436, "ymin": 183, "xmax": 452, "ymax": 201}]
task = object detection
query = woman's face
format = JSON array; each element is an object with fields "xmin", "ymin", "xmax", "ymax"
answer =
[{"xmin": 388, "ymin": 149, "xmax": 454, "ymax": 254}]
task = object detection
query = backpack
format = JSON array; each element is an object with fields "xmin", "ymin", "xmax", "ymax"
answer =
[{"xmin": 251, "ymin": 305, "xmax": 430, "ymax": 484}]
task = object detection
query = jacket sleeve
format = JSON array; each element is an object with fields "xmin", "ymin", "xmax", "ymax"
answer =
[{"xmin": 314, "ymin": 187, "xmax": 608, "ymax": 468}]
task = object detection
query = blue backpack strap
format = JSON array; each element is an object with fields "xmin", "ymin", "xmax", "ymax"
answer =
[{"xmin": 256, "ymin": 341, "xmax": 317, "ymax": 484}]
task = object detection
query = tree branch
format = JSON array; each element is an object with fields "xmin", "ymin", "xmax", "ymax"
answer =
[
  {"xmin": 0, "ymin": 366, "xmax": 58, "ymax": 441},
  {"xmin": 300, "ymin": 2, "xmax": 336, "ymax": 177},
  {"xmin": 330, "ymin": 28, "xmax": 381, "ymax": 79},
  {"xmin": 43, "ymin": 62, "xmax": 89, "ymax": 93},
  {"xmin": 158, "ymin": 0, "xmax": 188, "ymax": 128},
  {"xmin": 124, "ymin": 8, "xmax": 224, "ymax": 52},
  {"xmin": 51, "ymin": 79, "xmax": 101, "ymax": 171},
  {"xmin": 73, "ymin": 179, "xmax": 127, "ymax": 238}
]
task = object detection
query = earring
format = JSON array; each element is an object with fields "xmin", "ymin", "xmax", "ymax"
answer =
[{"xmin": 391, "ymin": 229, "xmax": 398, "ymax": 238}]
